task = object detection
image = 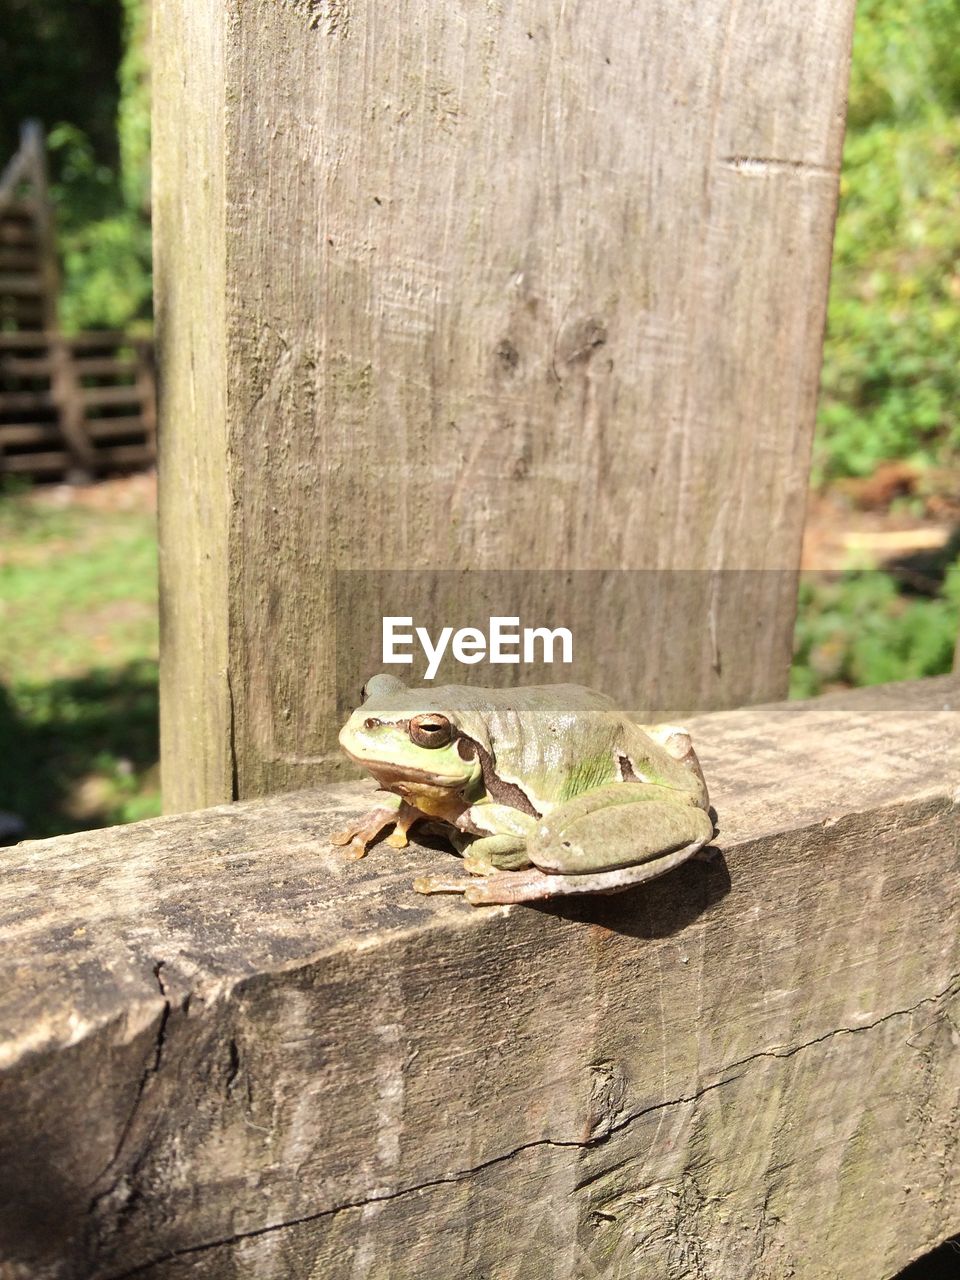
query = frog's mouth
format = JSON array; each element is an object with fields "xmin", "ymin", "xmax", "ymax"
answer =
[{"xmin": 340, "ymin": 747, "xmax": 465, "ymax": 792}]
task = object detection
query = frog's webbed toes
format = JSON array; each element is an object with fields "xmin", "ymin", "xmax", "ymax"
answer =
[
  {"xmin": 460, "ymin": 853, "xmax": 502, "ymax": 877},
  {"xmin": 383, "ymin": 800, "xmax": 424, "ymax": 848},
  {"xmin": 330, "ymin": 823, "xmax": 373, "ymax": 858}
]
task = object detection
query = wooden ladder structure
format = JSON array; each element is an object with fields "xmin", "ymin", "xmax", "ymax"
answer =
[{"xmin": 0, "ymin": 121, "xmax": 155, "ymax": 481}]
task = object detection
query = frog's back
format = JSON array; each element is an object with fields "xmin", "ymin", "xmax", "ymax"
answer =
[
  {"xmin": 451, "ymin": 685, "xmax": 706, "ymax": 810},
  {"xmin": 434, "ymin": 684, "xmax": 626, "ymax": 807}
]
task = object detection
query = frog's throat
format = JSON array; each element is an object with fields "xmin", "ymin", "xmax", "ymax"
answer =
[
  {"xmin": 342, "ymin": 739, "xmax": 542, "ymax": 822},
  {"xmin": 394, "ymin": 781, "xmax": 469, "ymax": 824}
]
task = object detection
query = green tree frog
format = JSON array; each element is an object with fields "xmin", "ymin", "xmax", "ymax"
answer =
[{"xmin": 332, "ymin": 676, "xmax": 715, "ymax": 905}]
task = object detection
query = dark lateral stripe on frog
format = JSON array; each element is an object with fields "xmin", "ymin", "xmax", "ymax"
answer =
[
  {"xmin": 456, "ymin": 734, "xmax": 542, "ymax": 819},
  {"xmin": 618, "ymin": 754, "xmax": 640, "ymax": 782}
]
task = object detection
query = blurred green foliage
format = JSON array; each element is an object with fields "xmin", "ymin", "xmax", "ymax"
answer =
[
  {"xmin": 47, "ymin": 122, "xmax": 152, "ymax": 332},
  {"xmin": 0, "ymin": 665, "xmax": 160, "ymax": 837},
  {"xmin": 794, "ymin": 0, "xmax": 960, "ymax": 698},
  {"xmin": 792, "ymin": 561, "xmax": 960, "ymax": 697},
  {"xmin": 0, "ymin": 492, "xmax": 158, "ymax": 680},
  {"xmin": 815, "ymin": 0, "xmax": 960, "ymax": 481},
  {"xmin": 118, "ymin": 0, "xmax": 151, "ymax": 213},
  {"xmin": 52, "ymin": 0, "xmax": 151, "ymax": 332}
]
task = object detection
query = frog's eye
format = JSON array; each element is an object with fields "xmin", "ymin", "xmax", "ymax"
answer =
[{"xmin": 409, "ymin": 714, "xmax": 453, "ymax": 749}]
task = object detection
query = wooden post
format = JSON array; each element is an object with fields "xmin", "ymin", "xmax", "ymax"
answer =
[
  {"xmin": 47, "ymin": 333, "xmax": 97, "ymax": 480},
  {"xmin": 154, "ymin": 0, "xmax": 858, "ymax": 811},
  {"xmin": 153, "ymin": 0, "xmax": 231, "ymax": 809},
  {"xmin": 1, "ymin": 678, "xmax": 957, "ymax": 1278}
]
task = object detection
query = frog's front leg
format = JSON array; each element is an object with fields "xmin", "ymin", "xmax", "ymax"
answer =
[
  {"xmin": 413, "ymin": 806, "xmax": 535, "ymax": 895},
  {"xmin": 530, "ymin": 784, "xmax": 715, "ymax": 875},
  {"xmin": 330, "ymin": 791, "xmax": 420, "ymax": 859},
  {"xmin": 412, "ymin": 835, "xmax": 529, "ymax": 895}
]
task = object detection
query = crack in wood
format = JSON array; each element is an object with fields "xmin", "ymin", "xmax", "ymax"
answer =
[
  {"xmin": 226, "ymin": 669, "xmax": 240, "ymax": 803},
  {"xmin": 86, "ymin": 964, "xmax": 176, "ymax": 1256}
]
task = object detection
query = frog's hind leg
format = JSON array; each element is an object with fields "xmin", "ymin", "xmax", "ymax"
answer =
[{"xmin": 530, "ymin": 787, "xmax": 715, "ymax": 875}]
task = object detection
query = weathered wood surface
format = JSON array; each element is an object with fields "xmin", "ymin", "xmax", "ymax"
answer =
[
  {"xmin": 154, "ymin": 0, "xmax": 858, "ymax": 811},
  {"xmin": 1, "ymin": 678, "xmax": 958, "ymax": 1279},
  {"xmin": 153, "ymin": 0, "xmax": 230, "ymax": 809}
]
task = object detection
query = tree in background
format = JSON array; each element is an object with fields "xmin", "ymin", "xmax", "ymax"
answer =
[
  {"xmin": 0, "ymin": 0, "xmax": 151, "ymax": 332},
  {"xmin": 0, "ymin": 0, "xmax": 122, "ymax": 162}
]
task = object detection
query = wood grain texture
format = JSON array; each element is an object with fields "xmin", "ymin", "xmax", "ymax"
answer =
[
  {"xmin": 154, "ymin": 0, "xmax": 858, "ymax": 809},
  {"xmin": 1, "ymin": 677, "xmax": 957, "ymax": 1279}
]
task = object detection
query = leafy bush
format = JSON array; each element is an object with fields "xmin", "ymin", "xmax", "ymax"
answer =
[
  {"xmin": 815, "ymin": 0, "xmax": 960, "ymax": 481},
  {"xmin": 47, "ymin": 123, "xmax": 152, "ymax": 332},
  {"xmin": 42, "ymin": 0, "xmax": 151, "ymax": 333},
  {"xmin": 792, "ymin": 562, "xmax": 960, "ymax": 696}
]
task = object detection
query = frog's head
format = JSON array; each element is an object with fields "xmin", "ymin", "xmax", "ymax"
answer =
[{"xmin": 339, "ymin": 675, "xmax": 484, "ymax": 796}]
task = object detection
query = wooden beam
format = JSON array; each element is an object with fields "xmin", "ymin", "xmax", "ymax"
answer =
[
  {"xmin": 154, "ymin": 0, "xmax": 858, "ymax": 811},
  {"xmin": 0, "ymin": 442, "xmax": 153, "ymax": 473},
  {"xmin": 134, "ymin": 342, "xmax": 157, "ymax": 454},
  {"xmin": 0, "ymin": 272, "xmax": 43, "ymax": 295},
  {"xmin": 0, "ymin": 388, "xmax": 55, "ymax": 411},
  {"xmin": 0, "ymin": 356, "xmax": 139, "ymax": 377},
  {"xmin": 0, "ymin": 332, "xmax": 152, "ymax": 349},
  {"xmin": 80, "ymin": 385, "xmax": 143, "ymax": 408},
  {"xmin": 1, "ymin": 678, "xmax": 957, "ymax": 1278}
]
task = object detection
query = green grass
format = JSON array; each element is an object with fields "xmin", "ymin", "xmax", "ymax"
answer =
[{"xmin": 0, "ymin": 487, "xmax": 160, "ymax": 838}]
